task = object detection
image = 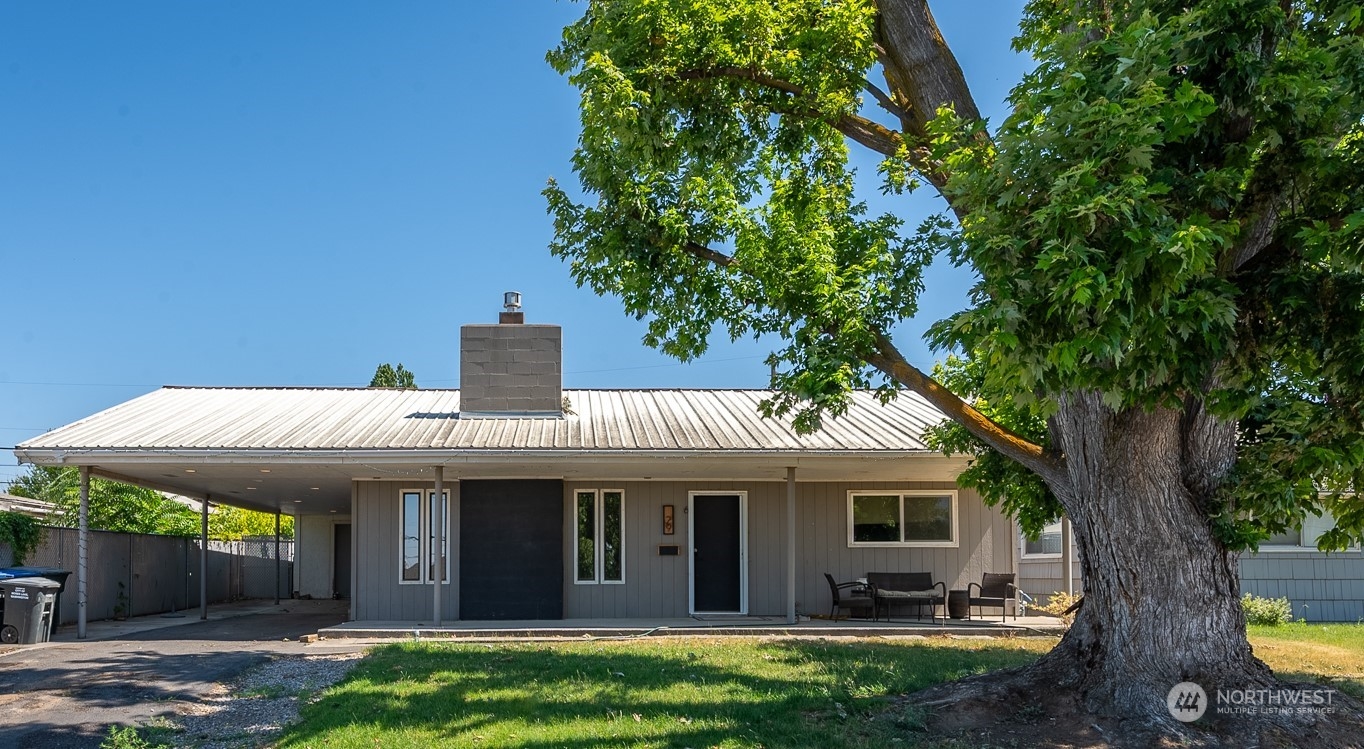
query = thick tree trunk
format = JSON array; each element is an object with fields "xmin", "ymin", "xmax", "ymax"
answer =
[
  {"xmin": 1039, "ymin": 393, "xmax": 1274, "ymax": 726},
  {"xmin": 913, "ymin": 393, "xmax": 1364, "ymax": 745}
]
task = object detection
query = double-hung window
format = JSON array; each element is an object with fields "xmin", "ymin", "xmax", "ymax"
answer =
[
  {"xmin": 574, "ymin": 489, "xmax": 624, "ymax": 584},
  {"xmin": 400, "ymin": 489, "xmax": 450, "ymax": 584},
  {"xmin": 848, "ymin": 491, "xmax": 957, "ymax": 547}
]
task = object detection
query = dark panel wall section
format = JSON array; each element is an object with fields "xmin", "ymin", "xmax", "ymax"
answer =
[{"xmin": 460, "ymin": 479, "xmax": 564, "ymax": 619}]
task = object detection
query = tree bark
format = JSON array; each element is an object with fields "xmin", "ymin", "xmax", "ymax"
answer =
[
  {"xmin": 1037, "ymin": 393, "xmax": 1275, "ymax": 726},
  {"xmin": 911, "ymin": 393, "xmax": 1356, "ymax": 743}
]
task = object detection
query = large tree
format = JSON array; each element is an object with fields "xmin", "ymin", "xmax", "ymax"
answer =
[{"xmin": 546, "ymin": 0, "xmax": 1364, "ymax": 742}]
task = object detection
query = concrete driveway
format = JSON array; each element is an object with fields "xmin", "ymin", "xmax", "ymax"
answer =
[{"xmin": 0, "ymin": 600, "xmax": 359, "ymax": 749}]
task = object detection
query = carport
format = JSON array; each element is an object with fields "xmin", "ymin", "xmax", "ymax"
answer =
[{"xmin": 9, "ymin": 453, "xmax": 356, "ymax": 638}]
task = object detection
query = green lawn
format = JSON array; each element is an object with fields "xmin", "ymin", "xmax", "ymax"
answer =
[
  {"xmin": 270, "ymin": 626, "xmax": 1364, "ymax": 749},
  {"xmin": 1248, "ymin": 622, "xmax": 1364, "ymax": 700},
  {"xmin": 276, "ymin": 637, "xmax": 1049, "ymax": 749}
]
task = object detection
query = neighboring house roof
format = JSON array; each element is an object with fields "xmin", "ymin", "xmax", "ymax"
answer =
[
  {"xmin": 0, "ymin": 492, "xmax": 56, "ymax": 518},
  {"xmin": 15, "ymin": 386, "xmax": 945, "ymax": 453}
]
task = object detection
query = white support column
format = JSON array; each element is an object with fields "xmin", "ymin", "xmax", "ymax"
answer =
[
  {"xmin": 432, "ymin": 466, "xmax": 443, "ymax": 627},
  {"xmin": 200, "ymin": 495, "xmax": 209, "ymax": 620},
  {"xmin": 274, "ymin": 510, "xmax": 282, "ymax": 605},
  {"xmin": 1062, "ymin": 516, "xmax": 1074, "ymax": 596},
  {"xmin": 786, "ymin": 466, "xmax": 796, "ymax": 625},
  {"xmin": 77, "ymin": 467, "xmax": 90, "ymax": 639}
]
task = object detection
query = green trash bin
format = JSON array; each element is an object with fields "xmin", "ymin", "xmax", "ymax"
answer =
[{"xmin": 0, "ymin": 577, "xmax": 61, "ymax": 645}]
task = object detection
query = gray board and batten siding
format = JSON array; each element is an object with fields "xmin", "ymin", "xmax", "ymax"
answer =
[{"xmin": 351, "ymin": 478, "xmax": 1012, "ymax": 622}]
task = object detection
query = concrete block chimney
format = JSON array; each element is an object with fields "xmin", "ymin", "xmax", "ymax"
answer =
[{"xmin": 459, "ymin": 293, "xmax": 562, "ymax": 418}]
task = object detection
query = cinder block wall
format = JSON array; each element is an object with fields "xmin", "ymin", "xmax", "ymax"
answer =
[{"xmin": 460, "ymin": 323, "xmax": 562, "ymax": 415}]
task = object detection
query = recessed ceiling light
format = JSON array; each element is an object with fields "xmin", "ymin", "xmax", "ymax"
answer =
[
  {"xmin": 310, "ymin": 487, "xmax": 320, "ymax": 491},
  {"xmin": 185, "ymin": 469, "xmax": 196, "ymax": 474},
  {"xmin": 329, "ymin": 509, "xmax": 337, "ymax": 513},
  {"xmin": 246, "ymin": 487, "xmax": 257, "ymax": 490},
  {"xmin": 293, "ymin": 500, "xmax": 303, "ymax": 503},
  {"xmin": 260, "ymin": 469, "xmax": 271, "ymax": 473}
]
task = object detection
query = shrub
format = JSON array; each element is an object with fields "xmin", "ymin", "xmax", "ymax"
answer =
[
  {"xmin": 1033, "ymin": 591, "xmax": 1082, "ymax": 626},
  {"xmin": 1242, "ymin": 593, "xmax": 1294, "ymax": 626},
  {"xmin": 0, "ymin": 511, "xmax": 43, "ymax": 565}
]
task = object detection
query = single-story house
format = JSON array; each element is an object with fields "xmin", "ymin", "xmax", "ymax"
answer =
[
  {"xmin": 0, "ymin": 492, "xmax": 56, "ymax": 519},
  {"xmin": 13, "ymin": 300, "xmax": 1019, "ymax": 625}
]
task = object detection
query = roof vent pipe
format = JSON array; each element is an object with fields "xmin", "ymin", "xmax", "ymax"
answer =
[{"xmin": 499, "ymin": 291, "xmax": 525, "ymax": 324}]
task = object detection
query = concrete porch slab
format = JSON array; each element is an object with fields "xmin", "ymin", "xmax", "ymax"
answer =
[{"xmin": 318, "ymin": 614, "xmax": 1066, "ymax": 641}]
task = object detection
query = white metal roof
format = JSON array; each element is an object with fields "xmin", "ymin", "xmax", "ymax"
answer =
[{"xmin": 16, "ymin": 387, "xmax": 944, "ymax": 454}]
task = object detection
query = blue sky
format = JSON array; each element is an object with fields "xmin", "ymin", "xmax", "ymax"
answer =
[{"xmin": 0, "ymin": 1, "xmax": 1032, "ymax": 489}]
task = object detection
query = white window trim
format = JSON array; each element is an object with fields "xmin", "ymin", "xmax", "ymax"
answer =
[
  {"xmin": 573, "ymin": 488, "xmax": 626, "ymax": 585},
  {"xmin": 847, "ymin": 490, "xmax": 959, "ymax": 548},
  {"xmin": 397, "ymin": 488, "xmax": 451, "ymax": 585}
]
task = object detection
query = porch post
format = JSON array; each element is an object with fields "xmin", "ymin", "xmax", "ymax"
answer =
[
  {"xmin": 785, "ymin": 466, "xmax": 796, "ymax": 625},
  {"xmin": 432, "ymin": 466, "xmax": 444, "ymax": 626},
  {"xmin": 1061, "ymin": 516, "xmax": 1074, "ymax": 596},
  {"xmin": 200, "ymin": 495, "xmax": 209, "ymax": 620},
  {"xmin": 77, "ymin": 466, "xmax": 89, "ymax": 639},
  {"xmin": 274, "ymin": 509, "xmax": 281, "ymax": 605}
]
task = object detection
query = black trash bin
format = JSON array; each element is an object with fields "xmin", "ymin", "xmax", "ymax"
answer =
[
  {"xmin": 0, "ymin": 577, "xmax": 61, "ymax": 645},
  {"xmin": 0, "ymin": 567, "xmax": 71, "ymax": 636}
]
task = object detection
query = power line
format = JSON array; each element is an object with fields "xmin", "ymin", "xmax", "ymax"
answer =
[{"xmin": 0, "ymin": 381, "xmax": 156, "ymax": 388}]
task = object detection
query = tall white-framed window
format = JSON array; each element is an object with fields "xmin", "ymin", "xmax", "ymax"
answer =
[
  {"xmin": 847, "ymin": 490, "xmax": 958, "ymax": 548},
  {"xmin": 574, "ymin": 489, "xmax": 624, "ymax": 584},
  {"xmin": 399, "ymin": 489, "xmax": 450, "ymax": 584},
  {"xmin": 1021, "ymin": 520, "xmax": 1064, "ymax": 558}
]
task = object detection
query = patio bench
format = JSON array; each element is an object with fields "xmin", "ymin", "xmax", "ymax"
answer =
[{"xmin": 866, "ymin": 572, "xmax": 947, "ymax": 625}]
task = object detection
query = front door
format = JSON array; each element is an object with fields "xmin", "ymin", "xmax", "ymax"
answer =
[
  {"xmin": 690, "ymin": 493, "xmax": 745, "ymax": 613},
  {"xmin": 333, "ymin": 523, "xmax": 352, "ymax": 599}
]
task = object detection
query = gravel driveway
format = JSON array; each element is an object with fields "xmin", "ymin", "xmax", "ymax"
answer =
[{"xmin": 0, "ymin": 601, "xmax": 365, "ymax": 749}]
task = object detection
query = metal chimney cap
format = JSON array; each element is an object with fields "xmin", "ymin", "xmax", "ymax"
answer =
[{"xmin": 503, "ymin": 291, "xmax": 522, "ymax": 312}]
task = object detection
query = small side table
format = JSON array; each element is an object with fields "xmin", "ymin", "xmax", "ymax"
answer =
[{"xmin": 947, "ymin": 589, "xmax": 969, "ymax": 620}]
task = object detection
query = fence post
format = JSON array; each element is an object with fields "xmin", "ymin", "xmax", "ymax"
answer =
[
  {"xmin": 200, "ymin": 496, "xmax": 208, "ymax": 620},
  {"xmin": 78, "ymin": 467, "xmax": 89, "ymax": 639},
  {"xmin": 274, "ymin": 511, "xmax": 281, "ymax": 605}
]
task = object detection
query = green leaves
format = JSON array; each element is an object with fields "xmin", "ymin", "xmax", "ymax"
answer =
[
  {"xmin": 547, "ymin": 0, "xmax": 924, "ymax": 429},
  {"xmin": 548, "ymin": 0, "xmax": 1364, "ymax": 546}
]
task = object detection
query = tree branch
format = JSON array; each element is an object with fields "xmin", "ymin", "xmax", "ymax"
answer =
[
  {"xmin": 677, "ymin": 66, "xmax": 906, "ymax": 157},
  {"xmin": 682, "ymin": 240, "xmax": 735, "ymax": 267},
  {"xmin": 863, "ymin": 78, "xmax": 910, "ymax": 123},
  {"xmin": 864, "ymin": 331, "xmax": 1068, "ymax": 485},
  {"xmin": 670, "ymin": 235, "xmax": 1067, "ymax": 484},
  {"xmin": 875, "ymin": 0, "xmax": 984, "ymax": 137},
  {"xmin": 1221, "ymin": 192, "xmax": 1284, "ymax": 273}
]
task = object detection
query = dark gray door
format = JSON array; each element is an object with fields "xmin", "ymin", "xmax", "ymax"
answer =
[
  {"xmin": 459, "ymin": 480, "xmax": 564, "ymax": 620},
  {"xmin": 333, "ymin": 523, "xmax": 352, "ymax": 599},
  {"xmin": 692, "ymin": 494, "xmax": 742, "ymax": 612}
]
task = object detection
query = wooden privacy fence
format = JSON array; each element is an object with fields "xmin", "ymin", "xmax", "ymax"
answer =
[{"xmin": 0, "ymin": 527, "xmax": 293, "ymax": 625}]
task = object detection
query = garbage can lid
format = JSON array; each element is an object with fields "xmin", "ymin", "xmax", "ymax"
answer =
[
  {"xmin": 0, "ymin": 567, "xmax": 70, "ymax": 579},
  {"xmin": 0, "ymin": 576, "xmax": 62, "ymax": 590}
]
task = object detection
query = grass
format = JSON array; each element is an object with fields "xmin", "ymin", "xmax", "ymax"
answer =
[
  {"xmin": 266, "ymin": 625, "xmax": 1364, "ymax": 749},
  {"xmin": 1248, "ymin": 621, "xmax": 1364, "ymax": 699},
  {"xmin": 276, "ymin": 636, "xmax": 1049, "ymax": 748}
]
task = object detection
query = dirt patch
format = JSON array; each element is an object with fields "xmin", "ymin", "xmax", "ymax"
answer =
[{"xmin": 905, "ymin": 682, "xmax": 1364, "ymax": 748}]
